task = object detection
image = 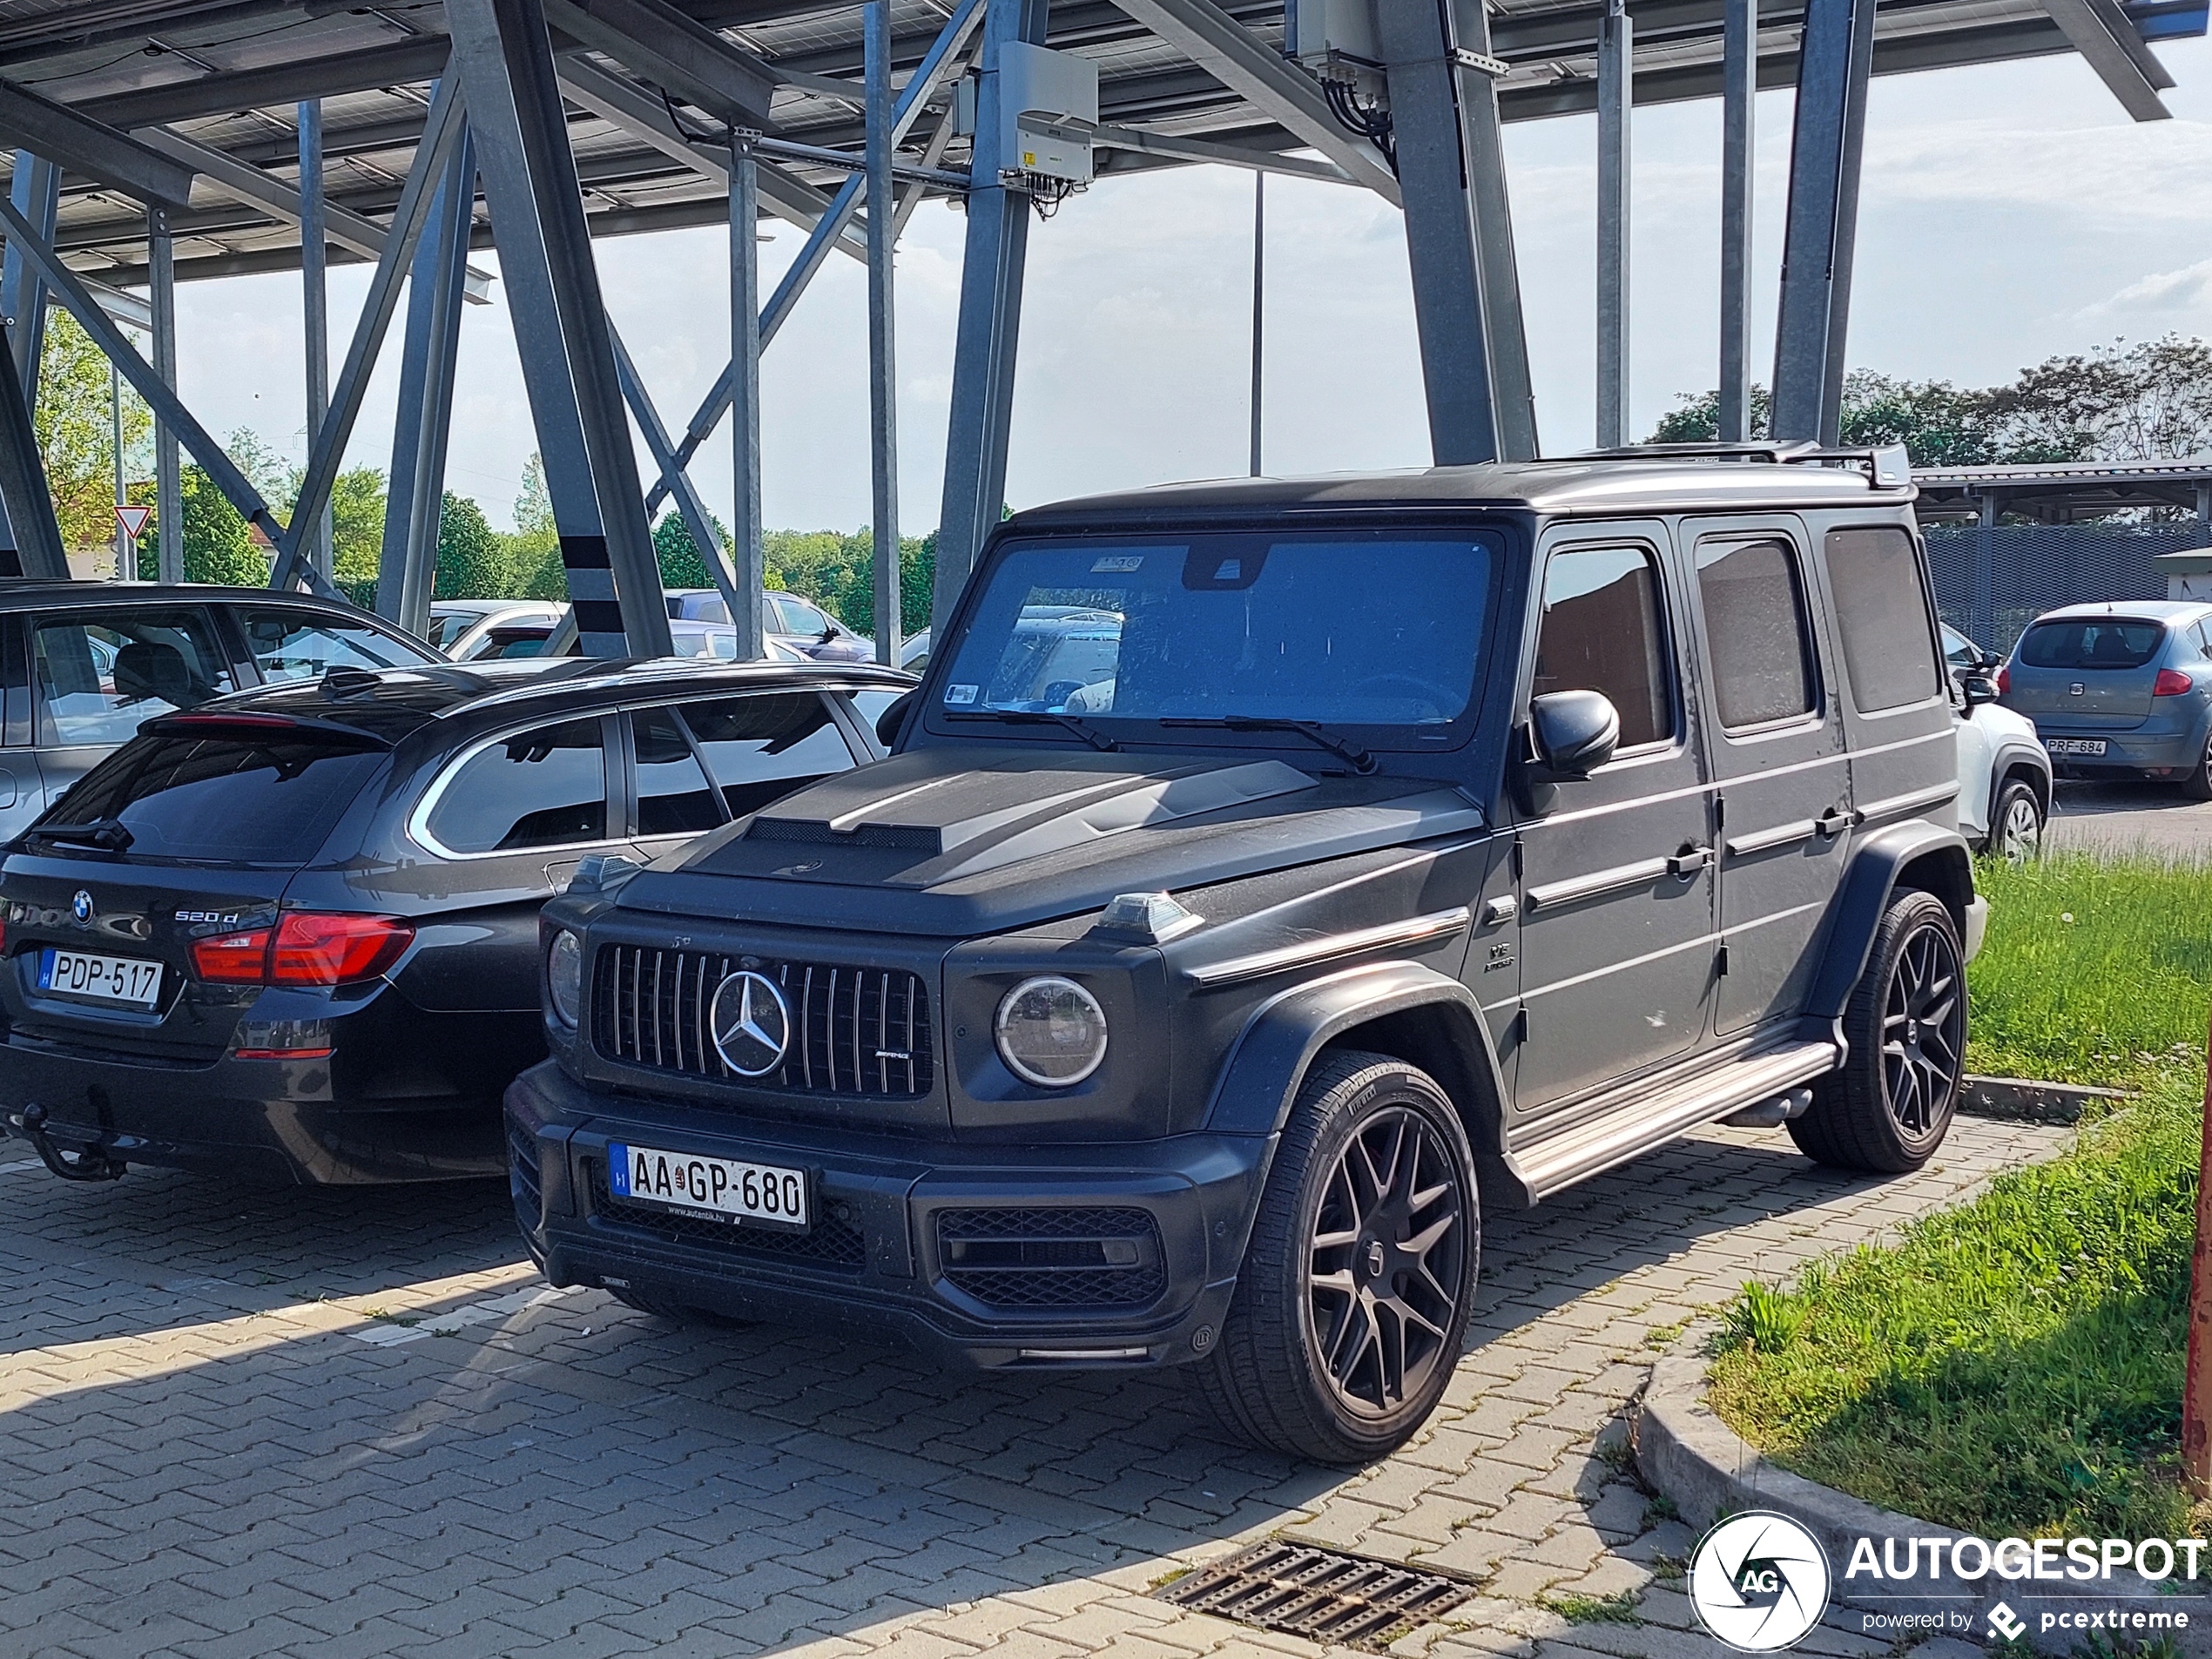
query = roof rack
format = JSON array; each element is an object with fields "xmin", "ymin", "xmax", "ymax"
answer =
[{"xmin": 1569, "ymin": 440, "xmax": 1913, "ymax": 489}]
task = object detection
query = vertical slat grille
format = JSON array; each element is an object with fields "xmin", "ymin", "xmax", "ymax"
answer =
[{"xmin": 593, "ymin": 945, "xmax": 932, "ymax": 1098}]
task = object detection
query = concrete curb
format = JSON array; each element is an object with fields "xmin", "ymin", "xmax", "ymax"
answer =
[
  {"xmin": 1633, "ymin": 1352, "xmax": 2206, "ymax": 1653},
  {"xmin": 1957, "ymin": 1074, "xmax": 2132, "ymax": 1125}
]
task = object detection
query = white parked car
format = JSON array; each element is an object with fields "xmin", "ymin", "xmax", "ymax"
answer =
[
  {"xmin": 428, "ymin": 599, "xmax": 565, "ymax": 660},
  {"xmin": 1943, "ymin": 624, "xmax": 2050, "ymax": 859}
]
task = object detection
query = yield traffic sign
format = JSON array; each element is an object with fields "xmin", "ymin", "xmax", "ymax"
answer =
[{"xmin": 115, "ymin": 504, "xmax": 152, "ymax": 540}]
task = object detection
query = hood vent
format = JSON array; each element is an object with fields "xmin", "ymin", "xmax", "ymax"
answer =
[{"xmin": 747, "ymin": 818, "xmax": 942, "ymax": 853}]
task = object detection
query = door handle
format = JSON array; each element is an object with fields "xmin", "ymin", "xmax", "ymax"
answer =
[
  {"xmin": 1668, "ymin": 845, "xmax": 1713, "ymax": 879},
  {"xmin": 1815, "ymin": 806, "xmax": 1857, "ymax": 838}
]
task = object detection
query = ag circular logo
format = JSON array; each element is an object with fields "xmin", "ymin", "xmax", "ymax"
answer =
[
  {"xmin": 71, "ymin": 889, "xmax": 92, "ymax": 925},
  {"xmin": 709, "ymin": 969, "xmax": 791, "ymax": 1077},
  {"xmin": 1688, "ymin": 1511, "xmax": 1831, "ymax": 1651}
]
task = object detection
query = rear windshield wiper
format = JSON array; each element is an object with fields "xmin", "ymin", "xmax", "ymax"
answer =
[
  {"xmin": 29, "ymin": 816, "xmax": 134, "ymax": 852},
  {"xmin": 1162, "ymin": 716, "xmax": 1378, "ymax": 775},
  {"xmin": 946, "ymin": 709, "xmax": 1118, "ymax": 752}
]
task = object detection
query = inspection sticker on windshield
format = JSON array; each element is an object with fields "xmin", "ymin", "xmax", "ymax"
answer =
[
  {"xmin": 945, "ymin": 684, "xmax": 979, "ymax": 705},
  {"xmin": 1090, "ymin": 555, "xmax": 1143, "ymax": 573}
]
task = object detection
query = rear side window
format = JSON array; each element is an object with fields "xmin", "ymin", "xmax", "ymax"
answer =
[
  {"xmin": 240, "ymin": 608, "xmax": 427, "ymax": 683},
  {"xmin": 2018, "ymin": 619, "xmax": 2165, "ymax": 671},
  {"xmin": 1823, "ymin": 528, "xmax": 1942, "ymax": 712},
  {"xmin": 630, "ymin": 708, "xmax": 724, "ymax": 837},
  {"xmin": 680, "ymin": 693, "xmax": 858, "ymax": 818},
  {"xmin": 33, "ymin": 610, "xmax": 236, "ymax": 745},
  {"xmin": 1534, "ymin": 545, "xmax": 1673, "ymax": 749},
  {"xmin": 424, "ymin": 718, "xmax": 608, "ymax": 853},
  {"xmin": 1696, "ymin": 538, "xmax": 1816, "ymax": 729},
  {"xmin": 47, "ymin": 736, "xmax": 383, "ymax": 864}
]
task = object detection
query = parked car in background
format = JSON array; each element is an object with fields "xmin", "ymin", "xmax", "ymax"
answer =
[
  {"xmin": 0, "ymin": 581, "xmax": 440, "ymax": 843},
  {"xmin": 462, "ymin": 610, "xmax": 813, "ymax": 664},
  {"xmin": 0, "ymin": 656, "xmax": 912, "ymax": 1186},
  {"xmin": 1940, "ymin": 624, "xmax": 2049, "ymax": 859},
  {"xmin": 666, "ymin": 589, "xmax": 874, "ymax": 662},
  {"xmin": 1996, "ymin": 601, "xmax": 2212, "ymax": 795},
  {"xmin": 428, "ymin": 599, "xmax": 564, "ymax": 659}
]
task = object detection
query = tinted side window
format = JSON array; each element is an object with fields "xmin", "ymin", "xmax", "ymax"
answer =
[
  {"xmin": 680, "ymin": 693, "xmax": 858, "ymax": 818},
  {"xmin": 1534, "ymin": 545, "xmax": 1673, "ymax": 749},
  {"xmin": 1696, "ymin": 538, "xmax": 1815, "ymax": 730},
  {"xmin": 424, "ymin": 718, "xmax": 608, "ymax": 853},
  {"xmin": 1824, "ymin": 528, "xmax": 1941, "ymax": 711},
  {"xmin": 630, "ymin": 708, "xmax": 724, "ymax": 837},
  {"xmin": 241, "ymin": 609, "xmax": 427, "ymax": 682},
  {"xmin": 33, "ymin": 609, "xmax": 236, "ymax": 745}
]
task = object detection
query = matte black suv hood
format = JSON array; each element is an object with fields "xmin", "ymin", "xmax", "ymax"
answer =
[{"xmin": 618, "ymin": 747, "xmax": 1487, "ymax": 937}]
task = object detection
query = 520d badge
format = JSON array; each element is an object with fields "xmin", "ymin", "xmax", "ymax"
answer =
[{"xmin": 1689, "ymin": 1511, "xmax": 1833, "ymax": 1651}]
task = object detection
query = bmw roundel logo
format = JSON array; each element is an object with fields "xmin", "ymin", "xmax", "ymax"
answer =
[
  {"xmin": 71, "ymin": 890, "xmax": 92, "ymax": 926},
  {"xmin": 709, "ymin": 969, "xmax": 792, "ymax": 1078},
  {"xmin": 1688, "ymin": 1511, "xmax": 1831, "ymax": 1651}
]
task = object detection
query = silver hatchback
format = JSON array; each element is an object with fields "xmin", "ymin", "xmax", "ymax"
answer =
[{"xmin": 1998, "ymin": 600, "xmax": 2212, "ymax": 794}]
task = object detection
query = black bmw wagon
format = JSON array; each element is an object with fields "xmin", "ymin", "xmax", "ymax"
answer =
[{"xmin": 0, "ymin": 655, "xmax": 909, "ymax": 1185}]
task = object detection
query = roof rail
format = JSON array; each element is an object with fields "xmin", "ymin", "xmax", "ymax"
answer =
[{"xmin": 1568, "ymin": 439, "xmax": 1913, "ymax": 489}]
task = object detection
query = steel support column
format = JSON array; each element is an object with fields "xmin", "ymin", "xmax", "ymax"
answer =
[
  {"xmin": 866, "ymin": 0, "xmax": 900, "ymax": 668},
  {"xmin": 1595, "ymin": 0, "xmax": 1631, "ymax": 448},
  {"xmin": 1973, "ymin": 494, "xmax": 1996, "ymax": 647},
  {"xmin": 1718, "ymin": 0, "xmax": 1756, "ymax": 442},
  {"xmin": 3, "ymin": 154, "xmax": 57, "ymax": 404},
  {"xmin": 932, "ymin": 0, "xmax": 1049, "ymax": 631},
  {"xmin": 1375, "ymin": 0, "xmax": 1538, "ymax": 465},
  {"xmin": 448, "ymin": 0, "xmax": 672, "ymax": 658},
  {"xmin": 151, "ymin": 208, "xmax": 182, "ymax": 583},
  {"xmin": 728, "ymin": 136, "xmax": 765, "ymax": 661},
  {"xmin": 0, "ymin": 321, "xmax": 65, "ymax": 577},
  {"xmin": 379, "ymin": 130, "xmax": 475, "ymax": 636},
  {"xmin": 1770, "ymin": 0, "xmax": 1875, "ymax": 444},
  {"xmin": 300, "ymin": 98, "xmax": 333, "ymax": 579},
  {"xmin": 1249, "ymin": 171, "xmax": 1264, "ymax": 477}
]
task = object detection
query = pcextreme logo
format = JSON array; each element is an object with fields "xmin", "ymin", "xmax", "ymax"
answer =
[{"xmin": 1688, "ymin": 1512, "xmax": 1834, "ymax": 1652}]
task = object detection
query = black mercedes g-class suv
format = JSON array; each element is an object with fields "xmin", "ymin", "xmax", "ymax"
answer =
[{"xmin": 508, "ymin": 446, "xmax": 1985, "ymax": 1462}]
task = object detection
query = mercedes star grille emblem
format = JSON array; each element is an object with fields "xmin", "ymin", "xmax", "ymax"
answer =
[
  {"xmin": 709, "ymin": 969, "xmax": 792, "ymax": 1077},
  {"xmin": 71, "ymin": 890, "xmax": 92, "ymax": 925}
]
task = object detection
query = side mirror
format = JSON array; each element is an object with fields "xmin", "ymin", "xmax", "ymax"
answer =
[
  {"xmin": 1961, "ymin": 672, "xmax": 1999, "ymax": 708},
  {"xmin": 1527, "ymin": 690, "xmax": 1621, "ymax": 779},
  {"xmin": 874, "ymin": 688, "xmax": 917, "ymax": 751},
  {"xmin": 819, "ymin": 624, "xmax": 838, "ymax": 642}
]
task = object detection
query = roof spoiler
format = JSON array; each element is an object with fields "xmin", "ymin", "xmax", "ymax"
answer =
[
  {"xmin": 1572, "ymin": 440, "xmax": 1914, "ymax": 489},
  {"xmin": 141, "ymin": 711, "xmax": 396, "ymax": 750}
]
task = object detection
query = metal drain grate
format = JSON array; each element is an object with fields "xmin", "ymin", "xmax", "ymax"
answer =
[{"xmin": 1154, "ymin": 1541, "xmax": 1479, "ymax": 1646}]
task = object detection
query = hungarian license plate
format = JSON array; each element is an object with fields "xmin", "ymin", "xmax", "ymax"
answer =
[
  {"xmin": 37, "ymin": 948, "xmax": 161, "ymax": 1008},
  {"xmin": 607, "ymin": 1143, "xmax": 809, "ymax": 1231},
  {"xmin": 2045, "ymin": 738, "xmax": 2107, "ymax": 757}
]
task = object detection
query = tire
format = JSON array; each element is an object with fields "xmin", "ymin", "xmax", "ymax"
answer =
[
  {"xmin": 1790, "ymin": 888, "xmax": 1965, "ymax": 1173},
  {"xmin": 1193, "ymin": 1050, "xmax": 1480, "ymax": 1464},
  {"xmin": 2182, "ymin": 732, "xmax": 2212, "ymax": 800},
  {"xmin": 1989, "ymin": 777, "xmax": 2045, "ymax": 862},
  {"xmin": 606, "ymin": 1285, "xmax": 752, "ymax": 1328}
]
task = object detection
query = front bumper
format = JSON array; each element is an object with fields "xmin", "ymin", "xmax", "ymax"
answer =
[
  {"xmin": 506, "ymin": 1061, "xmax": 1272, "ymax": 1371},
  {"xmin": 1962, "ymin": 897, "xmax": 1989, "ymax": 964}
]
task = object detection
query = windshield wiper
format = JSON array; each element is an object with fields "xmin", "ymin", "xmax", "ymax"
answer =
[
  {"xmin": 946, "ymin": 709, "xmax": 1119, "ymax": 752},
  {"xmin": 29, "ymin": 816, "xmax": 134, "ymax": 852},
  {"xmin": 1161, "ymin": 716, "xmax": 1378, "ymax": 775}
]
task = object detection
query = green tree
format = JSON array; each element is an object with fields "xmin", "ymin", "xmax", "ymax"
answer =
[
  {"xmin": 137, "ymin": 465, "xmax": 268, "ymax": 585},
  {"xmin": 504, "ymin": 452, "xmax": 564, "ymax": 598},
  {"xmin": 35, "ymin": 309, "xmax": 150, "ymax": 551},
  {"xmin": 652, "ymin": 508, "xmax": 725, "ymax": 590},
  {"xmin": 432, "ymin": 491, "xmax": 507, "ymax": 598},
  {"xmin": 328, "ymin": 466, "xmax": 387, "ymax": 587}
]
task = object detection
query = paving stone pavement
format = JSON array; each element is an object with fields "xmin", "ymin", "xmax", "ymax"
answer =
[{"xmin": 0, "ymin": 1115, "xmax": 2069, "ymax": 1659}]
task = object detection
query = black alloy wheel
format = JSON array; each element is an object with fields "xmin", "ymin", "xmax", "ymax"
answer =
[{"xmin": 1879, "ymin": 918, "xmax": 1965, "ymax": 1139}]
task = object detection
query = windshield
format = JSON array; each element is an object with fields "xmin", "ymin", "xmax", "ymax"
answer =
[{"xmin": 937, "ymin": 533, "xmax": 1497, "ymax": 735}]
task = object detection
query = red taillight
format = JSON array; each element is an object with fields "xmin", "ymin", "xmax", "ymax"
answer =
[
  {"xmin": 188, "ymin": 914, "xmax": 412, "ymax": 986},
  {"xmin": 192, "ymin": 927, "xmax": 272, "ymax": 983},
  {"xmin": 2155, "ymin": 668, "xmax": 2195, "ymax": 697},
  {"xmin": 268, "ymin": 913, "xmax": 414, "ymax": 986},
  {"xmin": 1994, "ymin": 663, "xmax": 2012, "ymax": 695}
]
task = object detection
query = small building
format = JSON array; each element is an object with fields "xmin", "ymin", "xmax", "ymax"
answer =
[{"xmin": 2154, "ymin": 548, "xmax": 2212, "ymax": 602}]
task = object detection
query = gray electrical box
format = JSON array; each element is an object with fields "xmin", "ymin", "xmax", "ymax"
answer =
[
  {"xmin": 1284, "ymin": 0, "xmax": 1386, "ymax": 100},
  {"xmin": 997, "ymin": 40, "xmax": 1098, "ymax": 188}
]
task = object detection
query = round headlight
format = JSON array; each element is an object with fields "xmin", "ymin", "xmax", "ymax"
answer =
[
  {"xmin": 547, "ymin": 930, "xmax": 583, "ymax": 1028},
  {"xmin": 994, "ymin": 975, "xmax": 1108, "ymax": 1088}
]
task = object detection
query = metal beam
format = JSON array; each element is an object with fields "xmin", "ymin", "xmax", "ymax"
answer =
[
  {"xmin": 1091, "ymin": 124, "xmax": 1352, "ymax": 183},
  {"xmin": 1718, "ymin": 0, "xmax": 1754, "ymax": 442},
  {"xmin": 0, "ymin": 347, "xmax": 65, "ymax": 578},
  {"xmin": 933, "ymin": 0, "xmax": 1046, "ymax": 631},
  {"xmin": 540, "ymin": 0, "xmax": 778, "ymax": 127},
  {"xmin": 609, "ymin": 320, "xmax": 741, "ymax": 631},
  {"xmin": 2040, "ymin": 0, "xmax": 2170, "ymax": 118},
  {"xmin": 728, "ymin": 136, "xmax": 765, "ymax": 661},
  {"xmin": 1109, "ymin": 0, "xmax": 1398, "ymax": 202},
  {"xmin": 448, "ymin": 0, "xmax": 674, "ymax": 658},
  {"xmin": 151, "ymin": 208, "xmax": 179, "ymax": 585},
  {"xmin": 300, "ymin": 98, "xmax": 333, "ymax": 581},
  {"xmin": 3, "ymin": 152, "xmax": 56, "ymax": 403},
  {"xmin": 867, "ymin": 0, "xmax": 900, "ymax": 669},
  {"xmin": 1595, "ymin": 0, "xmax": 1631, "ymax": 448},
  {"xmin": 271, "ymin": 71, "xmax": 466, "ymax": 597},
  {"xmin": 0, "ymin": 75, "xmax": 194, "ymax": 206},
  {"xmin": 81, "ymin": 38, "xmax": 457, "ymax": 131}
]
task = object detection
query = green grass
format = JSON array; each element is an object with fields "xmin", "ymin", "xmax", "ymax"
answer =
[
  {"xmin": 1967, "ymin": 852, "xmax": 2212, "ymax": 1088},
  {"xmin": 1541, "ymin": 1590, "xmax": 1643, "ymax": 1625},
  {"xmin": 1710, "ymin": 1073, "xmax": 2202, "ymax": 1539}
]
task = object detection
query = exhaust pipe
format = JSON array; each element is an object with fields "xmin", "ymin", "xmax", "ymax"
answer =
[{"xmin": 1722, "ymin": 1087, "xmax": 1813, "ymax": 1130}]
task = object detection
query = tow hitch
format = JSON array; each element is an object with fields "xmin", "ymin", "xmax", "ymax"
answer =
[{"xmin": 10, "ymin": 1103, "xmax": 126, "ymax": 1182}]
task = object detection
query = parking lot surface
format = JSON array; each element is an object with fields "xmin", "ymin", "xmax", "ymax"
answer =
[
  {"xmin": 0, "ymin": 1115, "xmax": 2067, "ymax": 1659},
  {"xmin": 2048, "ymin": 777, "xmax": 2212, "ymax": 858}
]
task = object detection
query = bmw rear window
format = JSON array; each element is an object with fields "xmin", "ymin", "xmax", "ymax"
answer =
[
  {"xmin": 34, "ymin": 736, "xmax": 385, "ymax": 864},
  {"xmin": 2018, "ymin": 619, "xmax": 2165, "ymax": 671}
]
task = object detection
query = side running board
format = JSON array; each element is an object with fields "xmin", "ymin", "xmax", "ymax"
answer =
[{"xmin": 1509, "ymin": 1038, "xmax": 1843, "ymax": 1201}]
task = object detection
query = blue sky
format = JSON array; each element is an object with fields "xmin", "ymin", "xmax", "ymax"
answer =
[{"xmin": 169, "ymin": 33, "xmax": 2212, "ymax": 532}]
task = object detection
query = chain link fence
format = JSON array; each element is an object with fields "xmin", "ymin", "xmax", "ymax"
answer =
[{"xmin": 1926, "ymin": 523, "xmax": 2208, "ymax": 654}]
